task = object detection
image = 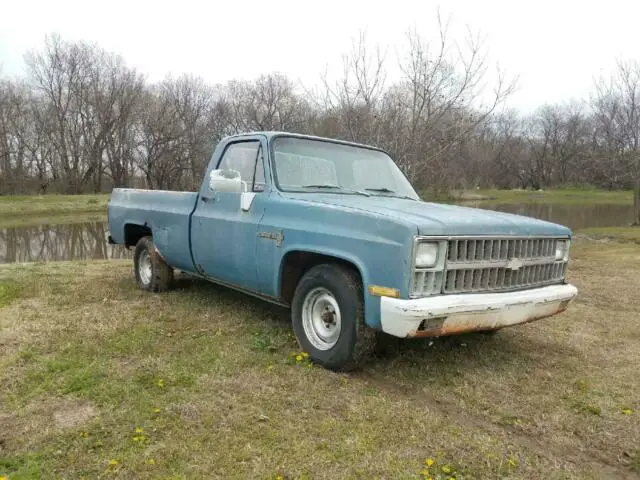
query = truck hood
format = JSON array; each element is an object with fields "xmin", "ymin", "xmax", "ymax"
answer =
[{"xmin": 284, "ymin": 193, "xmax": 572, "ymax": 237}]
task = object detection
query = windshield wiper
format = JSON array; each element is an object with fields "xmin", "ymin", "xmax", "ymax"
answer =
[
  {"xmin": 301, "ymin": 184, "xmax": 370, "ymax": 196},
  {"xmin": 364, "ymin": 187, "xmax": 416, "ymax": 200}
]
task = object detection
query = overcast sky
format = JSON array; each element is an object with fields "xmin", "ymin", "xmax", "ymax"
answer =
[{"xmin": 1, "ymin": 0, "xmax": 638, "ymax": 113}]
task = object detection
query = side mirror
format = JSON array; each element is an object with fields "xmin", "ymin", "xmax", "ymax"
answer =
[
  {"xmin": 206, "ymin": 168, "xmax": 257, "ymax": 212},
  {"xmin": 208, "ymin": 169, "xmax": 242, "ymax": 193}
]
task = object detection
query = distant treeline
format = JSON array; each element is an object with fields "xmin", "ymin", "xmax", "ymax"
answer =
[{"xmin": 1, "ymin": 26, "xmax": 639, "ymax": 202}]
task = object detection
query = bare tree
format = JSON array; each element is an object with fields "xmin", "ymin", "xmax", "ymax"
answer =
[
  {"xmin": 395, "ymin": 11, "xmax": 516, "ymax": 189},
  {"xmin": 593, "ymin": 59, "xmax": 640, "ymax": 223},
  {"xmin": 23, "ymin": 34, "xmax": 143, "ymax": 193},
  {"xmin": 316, "ymin": 31, "xmax": 388, "ymax": 144},
  {"xmin": 134, "ymin": 84, "xmax": 185, "ymax": 190},
  {"xmin": 0, "ymin": 28, "xmax": 638, "ymax": 208}
]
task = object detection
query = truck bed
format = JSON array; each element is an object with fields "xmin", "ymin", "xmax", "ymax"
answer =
[{"xmin": 107, "ymin": 188, "xmax": 199, "ymax": 272}]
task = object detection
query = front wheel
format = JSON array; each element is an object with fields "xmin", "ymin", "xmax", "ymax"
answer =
[
  {"xmin": 291, "ymin": 263, "xmax": 375, "ymax": 371},
  {"xmin": 133, "ymin": 236, "xmax": 174, "ymax": 292}
]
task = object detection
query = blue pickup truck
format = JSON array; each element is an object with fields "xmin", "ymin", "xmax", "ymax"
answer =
[{"xmin": 107, "ymin": 131, "xmax": 578, "ymax": 371}]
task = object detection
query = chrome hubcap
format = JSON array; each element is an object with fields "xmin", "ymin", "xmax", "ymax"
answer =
[
  {"xmin": 301, "ymin": 287, "xmax": 341, "ymax": 350},
  {"xmin": 138, "ymin": 250, "xmax": 152, "ymax": 285}
]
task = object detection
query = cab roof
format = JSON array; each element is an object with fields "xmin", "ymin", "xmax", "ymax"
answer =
[{"xmin": 222, "ymin": 131, "xmax": 387, "ymax": 153}]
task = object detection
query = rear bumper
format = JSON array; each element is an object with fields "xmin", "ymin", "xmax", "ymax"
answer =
[{"xmin": 379, "ymin": 284, "xmax": 578, "ymax": 338}]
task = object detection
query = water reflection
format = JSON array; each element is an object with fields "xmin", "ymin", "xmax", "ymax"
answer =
[
  {"xmin": 0, "ymin": 221, "xmax": 130, "ymax": 264},
  {"xmin": 0, "ymin": 202, "xmax": 635, "ymax": 264},
  {"xmin": 467, "ymin": 202, "xmax": 635, "ymax": 231}
]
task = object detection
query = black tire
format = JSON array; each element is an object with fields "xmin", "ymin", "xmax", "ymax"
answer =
[
  {"xmin": 291, "ymin": 263, "xmax": 375, "ymax": 372},
  {"xmin": 133, "ymin": 236, "xmax": 173, "ymax": 292}
]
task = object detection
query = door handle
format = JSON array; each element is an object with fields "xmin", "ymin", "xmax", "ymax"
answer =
[{"xmin": 200, "ymin": 195, "xmax": 211, "ymax": 202}]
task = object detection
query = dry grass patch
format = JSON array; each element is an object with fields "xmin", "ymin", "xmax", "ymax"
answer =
[
  {"xmin": 451, "ymin": 188, "xmax": 633, "ymax": 205},
  {"xmin": 1, "ymin": 238, "xmax": 639, "ymax": 479}
]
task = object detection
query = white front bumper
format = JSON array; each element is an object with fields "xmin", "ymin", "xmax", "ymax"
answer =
[{"xmin": 379, "ymin": 284, "xmax": 578, "ymax": 338}]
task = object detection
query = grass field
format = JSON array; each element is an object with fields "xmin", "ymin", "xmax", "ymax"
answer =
[
  {"xmin": 437, "ymin": 187, "xmax": 634, "ymax": 206},
  {"xmin": 0, "ymin": 213, "xmax": 108, "ymax": 229},
  {"xmin": 0, "ymin": 194, "xmax": 110, "ymax": 220},
  {"xmin": 575, "ymin": 226, "xmax": 640, "ymax": 243},
  {"xmin": 1, "ymin": 234, "xmax": 638, "ymax": 479},
  {"xmin": 0, "ymin": 187, "xmax": 633, "ymax": 221}
]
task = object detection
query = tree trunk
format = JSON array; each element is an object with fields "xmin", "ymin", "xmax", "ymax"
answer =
[{"xmin": 634, "ymin": 176, "xmax": 640, "ymax": 226}]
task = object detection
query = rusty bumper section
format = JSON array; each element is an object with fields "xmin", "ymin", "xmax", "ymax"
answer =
[{"xmin": 379, "ymin": 284, "xmax": 578, "ymax": 338}]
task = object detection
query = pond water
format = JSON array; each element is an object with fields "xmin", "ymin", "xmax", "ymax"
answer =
[
  {"xmin": 0, "ymin": 202, "xmax": 635, "ymax": 264},
  {"xmin": 469, "ymin": 202, "xmax": 636, "ymax": 230},
  {"xmin": 0, "ymin": 221, "xmax": 130, "ymax": 265}
]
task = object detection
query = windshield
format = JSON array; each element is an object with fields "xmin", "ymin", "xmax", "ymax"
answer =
[{"xmin": 271, "ymin": 136, "xmax": 420, "ymax": 200}]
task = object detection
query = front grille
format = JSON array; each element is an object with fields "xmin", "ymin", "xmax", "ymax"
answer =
[
  {"xmin": 447, "ymin": 238, "xmax": 556, "ymax": 263},
  {"xmin": 444, "ymin": 262, "xmax": 566, "ymax": 293},
  {"xmin": 412, "ymin": 271, "xmax": 443, "ymax": 296},
  {"xmin": 409, "ymin": 236, "xmax": 569, "ymax": 297},
  {"xmin": 443, "ymin": 237, "xmax": 566, "ymax": 294}
]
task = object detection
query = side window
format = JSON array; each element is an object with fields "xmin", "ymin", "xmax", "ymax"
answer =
[{"xmin": 217, "ymin": 141, "xmax": 265, "ymax": 192}]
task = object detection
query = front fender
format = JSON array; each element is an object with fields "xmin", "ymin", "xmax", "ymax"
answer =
[{"xmin": 277, "ymin": 243, "xmax": 387, "ymax": 330}]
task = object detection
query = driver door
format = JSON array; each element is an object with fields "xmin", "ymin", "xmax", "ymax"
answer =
[{"xmin": 190, "ymin": 137, "xmax": 267, "ymax": 292}]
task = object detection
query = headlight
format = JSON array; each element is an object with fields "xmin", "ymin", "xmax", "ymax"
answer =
[
  {"xmin": 415, "ymin": 242, "xmax": 439, "ymax": 268},
  {"xmin": 555, "ymin": 240, "xmax": 570, "ymax": 261}
]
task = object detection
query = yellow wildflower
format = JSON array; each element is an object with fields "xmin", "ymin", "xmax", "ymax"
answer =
[
  {"xmin": 296, "ymin": 355, "xmax": 303, "ymax": 361},
  {"xmin": 147, "ymin": 458, "xmax": 156, "ymax": 465},
  {"xmin": 441, "ymin": 465, "xmax": 452, "ymax": 474},
  {"xmin": 135, "ymin": 427, "xmax": 144, "ymax": 433},
  {"xmin": 622, "ymin": 408, "xmax": 633, "ymax": 414},
  {"xmin": 266, "ymin": 364, "xmax": 274, "ymax": 371},
  {"xmin": 79, "ymin": 431, "xmax": 88, "ymax": 437},
  {"xmin": 153, "ymin": 407, "xmax": 161, "ymax": 413},
  {"xmin": 425, "ymin": 458, "xmax": 434, "ymax": 467},
  {"xmin": 109, "ymin": 459, "xmax": 119, "ymax": 465},
  {"xmin": 156, "ymin": 378, "xmax": 165, "ymax": 388},
  {"xmin": 301, "ymin": 352, "xmax": 309, "ymax": 358}
]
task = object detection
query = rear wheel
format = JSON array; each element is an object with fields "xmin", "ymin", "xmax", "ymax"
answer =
[
  {"xmin": 133, "ymin": 236, "xmax": 173, "ymax": 292},
  {"xmin": 291, "ymin": 263, "xmax": 375, "ymax": 371}
]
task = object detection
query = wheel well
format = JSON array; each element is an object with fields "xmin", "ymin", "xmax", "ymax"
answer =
[
  {"xmin": 280, "ymin": 251, "xmax": 362, "ymax": 304},
  {"xmin": 124, "ymin": 224, "xmax": 152, "ymax": 247}
]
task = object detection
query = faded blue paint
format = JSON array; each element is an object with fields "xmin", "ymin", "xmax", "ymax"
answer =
[
  {"xmin": 190, "ymin": 134, "xmax": 271, "ymax": 292},
  {"xmin": 286, "ymin": 193, "xmax": 572, "ymax": 237},
  {"xmin": 107, "ymin": 131, "xmax": 573, "ymax": 331},
  {"xmin": 107, "ymin": 189, "xmax": 198, "ymax": 272}
]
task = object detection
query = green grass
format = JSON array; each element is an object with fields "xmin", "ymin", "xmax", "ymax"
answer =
[
  {"xmin": 433, "ymin": 187, "xmax": 634, "ymax": 206},
  {"xmin": 0, "ymin": 212, "xmax": 108, "ymax": 229},
  {"xmin": 0, "ymin": 194, "xmax": 110, "ymax": 220},
  {"xmin": 575, "ymin": 226, "xmax": 640, "ymax": 243},
  {"xmin": 1, "ymin": 238, "xmax": 639, "ymax": 479},
  {"xmin": 0, "ymin": 279, "xmax": 22, "ymax": 307}
]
